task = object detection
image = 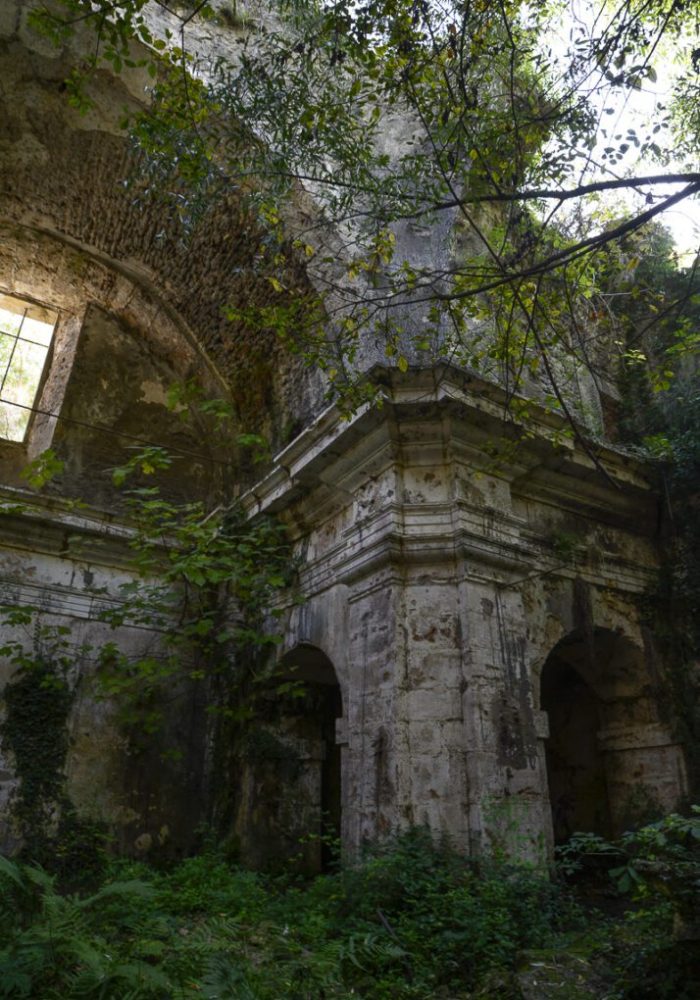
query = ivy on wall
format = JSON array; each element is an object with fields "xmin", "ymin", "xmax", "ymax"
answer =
[
  {"xmin": 0, "ymin": 420, "xmax": 297, "ymax": 864},
  {"xmin": 0, "ymin": 616, "xmax": 105, "ymax": 882}
]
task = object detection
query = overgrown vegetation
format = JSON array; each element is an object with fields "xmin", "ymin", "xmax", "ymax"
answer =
[
  {"xmin": 17, "ymin": 394, "xmax": 294, "ymax": 748},
  {"xmin": 93, "ymin": 475, "xmax": 294, "ymax": 738},
  {"xmin": 0, "ymin": 6, "xmax": 697, "ymax": 995},
  {"xmin": 27, "ymin": 0, "xmax": 700, "ymax": 416},
  {"xmin": 0, "ymin": 616, "xmax": 107, "ymax": 884},
  {"xmin": 0, "ymin": 424, "xmax": 295, "ymax": 864},
  {"xmin": 0, "ymin": 824, "xmax": 697, "ymax": 999},
  {"xmin": 593, "ymin": 221, "xmax": 700, "ymax": 794}
]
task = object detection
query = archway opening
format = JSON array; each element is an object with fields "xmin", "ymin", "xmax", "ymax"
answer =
[
  {"xmin": 232, "ymin": 644, "xmax": 343, "ymax": 873},
  {"xmin": 277, "ymin": 644, "xmax": 343, "ymax": 872},
  {"xmin": 541, "ymin": 656, "xmax": 611, "ymax": 843},
  {"xmin": 540, "ymin": 628, "xmax": 679, "ymax": 845}
]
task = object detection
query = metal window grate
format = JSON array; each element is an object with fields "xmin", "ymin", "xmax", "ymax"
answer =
[{"xmin": 0, "ymin": 294, "xmax": 58, "ymax": 442}]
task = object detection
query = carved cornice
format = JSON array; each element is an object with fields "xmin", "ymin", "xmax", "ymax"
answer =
[
  {"xmin": 0, "ymin": 484, "xmax": 136, "ymax": 569},
  {"xmin": 245, "ymin": 367, "xmax": 658, "ymax": 599},
  {"xmin": 244, "ymin": 366, "xmax": 654, "ymax": 518}
]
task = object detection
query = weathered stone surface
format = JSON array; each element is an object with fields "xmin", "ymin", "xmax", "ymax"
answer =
[
  {"xmin": 0, "ymin": 486, "xmax": 210, "ymax": 856},
  {"xmin": 0, "ymin": 1, "xmax": 692, "ymax": 867},
  {"xmin": 0, "ymin": 9, "xmax": 325, "ymax": 445},
  {"xmin": 244, "ymin": 368, "xmax": 687, "ymax": 861}
]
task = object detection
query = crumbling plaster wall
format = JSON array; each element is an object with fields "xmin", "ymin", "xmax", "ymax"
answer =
[
  {"xmin": 0, "ymin": 209, "xmax": 229, "ymax": 858},
  {"xmin": 0, "ymin": 492, "xmax": 210, "ymax": 857},
  {"xmin": 0, "ymin": 8, "xmax": 249, "ymax": 854},
  {"xmin": 0, "ymin": 2, "xmax": 328, "ymax": 860}
]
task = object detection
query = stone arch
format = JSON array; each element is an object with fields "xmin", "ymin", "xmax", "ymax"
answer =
[
  {"xmin": 232, "ymin": 643, "xmax": 344, "ymax": 873},
  {"xmin": 0, "ymin": 223, "xmax": 235, "ymax": 505},
  {"xmin": 278, "ymin": 643, "xmax": 343, "ymax": 868},
  {"xmin": 539, "ymin": 627, "xmax": 687, "ymax": 843}
]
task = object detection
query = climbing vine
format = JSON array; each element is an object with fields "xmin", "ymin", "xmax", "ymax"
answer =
[
  {"xmin": 0, "ymin": 401, "xmax": 297, "ymax": 861},
  {"xmin": 94, "ymin": 464, "xmax": 296, "ymax": 740},
  {"xmin": 0, "ymin": 614, "xmax": 105, "ymax": 880}
]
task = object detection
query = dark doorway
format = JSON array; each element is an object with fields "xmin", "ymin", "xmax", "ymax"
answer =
[
  {"xmin": 231, "ymin": 643, "xmax": 343, "ymax": 872},
  {"xmin": 319, "ymin": 682, "xmax": 342, "ymax": 869},
  {"xmin": 541, "ymin": 657, "xmax": 612, "ymax": 843},
  {"xmin": 276, "ymin": 643, "xmax": 343, "ymax": 872},
  {"xmin": 540, "ymin": 628, "xmax": 671, "ymax": 844}
]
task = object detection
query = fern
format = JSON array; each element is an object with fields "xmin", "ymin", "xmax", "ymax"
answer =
[
  {"xmin": 198, "ymin": 955, "xmax": 257, "ymax": 1000},
  {"xmin": 0, "ymin": 857, "xmax": 174, "ymax": 999}
]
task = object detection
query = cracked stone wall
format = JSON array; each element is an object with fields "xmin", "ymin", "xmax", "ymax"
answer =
[
  {"xmin": 0, "ymin": 2, "xmax": 329, "ymax": 858},
  {"xmin": 0, "ymin": 493, "xmax": 211, "ymax": 857}
]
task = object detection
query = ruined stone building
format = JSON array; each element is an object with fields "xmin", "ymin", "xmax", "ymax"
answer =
[{"xmin": 0, "ymin": 2, "xmax": 691, "ymax": 871}]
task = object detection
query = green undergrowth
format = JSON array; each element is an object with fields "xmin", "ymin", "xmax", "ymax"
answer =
[{"xmin": 0, "ymin": 828, "xmax": 697, "ymax": 999}]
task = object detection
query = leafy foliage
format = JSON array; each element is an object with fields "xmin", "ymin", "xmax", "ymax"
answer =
[
  {"xmin": 591, "ymin": 223, "xmax": 700, "ymax": 792},
  {"xmin": 92, "ymin": 455, "xmax": 295, "ymax": 739},
  {"xmin": 4, "ymin": 409, "xmax": 295, "ymax": 742},
  {"xmin": 25, "ymin": 0, "xmax": 700, "ymax": 421},
  {"xmin": 0, "ymin": 429, "xmax": 295, "ymax": 861},
  {"xmin": 0, "ymin": 821, "xmax": 697, "ymax": 999},
  {"xmin": 0, "ymin": 613, "xmax": 106, "ymax": 883},
  {"xmin": 556, "ymin": 810, "xmax": 700, "ymax": 1000},
  {"xmin": 0, "ymin": 830, "xmax": 581, "ymax": 999}
]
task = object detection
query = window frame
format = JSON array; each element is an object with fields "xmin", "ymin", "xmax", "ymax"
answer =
[{"xmin": 0, "ymin": 291, "xmax": 59, "ymax": 445}]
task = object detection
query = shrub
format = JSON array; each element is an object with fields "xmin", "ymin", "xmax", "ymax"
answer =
[
  {"xmin": 20, "ymin": 824, "xmax": 700, "ymax": 999},
  {"xmin": 556, "ymin": 809, "xmax": 700, "ymax": 999}
]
